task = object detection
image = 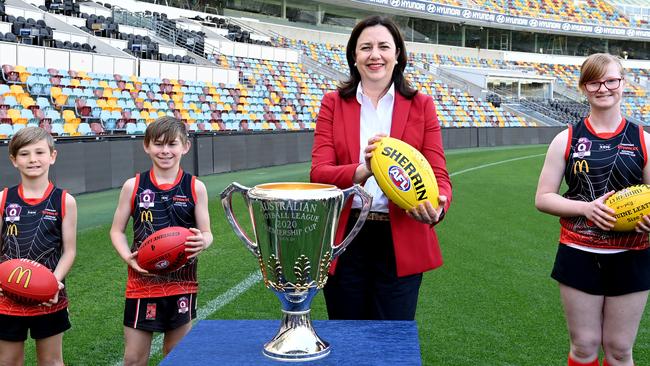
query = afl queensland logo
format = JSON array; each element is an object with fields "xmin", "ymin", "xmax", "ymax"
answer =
[
  {"xmin": 5, "ymin": 204, "xmax": 21, "ymax": 223},
  {"xmin": 139, "ymin": 189, "xmax": 155, "ymax": 209},
  {"xmin": 573, "ymin": 137, "xmax": 592, "ymax": 158},
  {"xmin": 388, "ymin": 165, "xmax": 411, "ymax": 191}
]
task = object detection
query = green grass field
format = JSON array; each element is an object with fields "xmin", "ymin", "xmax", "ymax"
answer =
[{"xmin": 20, "ymin": 144, "xmax": 650, "ymax": 365}]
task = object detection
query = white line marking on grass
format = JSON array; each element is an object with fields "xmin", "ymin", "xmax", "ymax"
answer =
[
  {"xmin": 112, "ymin": 152, "xmax": 547, "ymax": 364},
  {"xmin": 449, "ymin": 153, "xmax": 545, "ymax": 177},
  {"xmin": 112, "ymin": 271, "xmax": 262, "ymax": 366}
]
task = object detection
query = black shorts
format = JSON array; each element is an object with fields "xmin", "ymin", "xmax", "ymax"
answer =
[
  {"xmin": 0, "ymin": 308, "xmax": 71, "ymax": 342},
  {"xmin": 124, "ymin": 293, "xmax": 197, "ymax": 332},
  {"xmin": 551, "ymin": 244, "xmax": 650, "ymax": 296}
]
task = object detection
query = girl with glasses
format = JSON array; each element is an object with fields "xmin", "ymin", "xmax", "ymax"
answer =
[{"xmin": 535, "ymin": 53, "xmax": 650, "ymax": 366}]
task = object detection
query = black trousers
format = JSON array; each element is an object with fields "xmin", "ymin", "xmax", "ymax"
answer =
[{"xmin": 323, "ymin": 217, "xmax": 423, "ymax": 320}]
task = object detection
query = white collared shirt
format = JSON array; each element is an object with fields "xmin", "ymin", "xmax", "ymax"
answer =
[{"xmin": 352, "ymin": 82, "xmax": 395, "ymax": 213}]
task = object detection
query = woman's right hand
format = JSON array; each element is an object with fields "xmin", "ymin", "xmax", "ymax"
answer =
[
  {"xmin": 126, "ymin": 251, "xmax": 151, "ymax": 275},
  {"xmin": 355, "ymin": 133, "xmax": 387, "ymax": 183},
  {"xmin": 582, "ymin": 190, "xmax": 617, "ymax": 231}
]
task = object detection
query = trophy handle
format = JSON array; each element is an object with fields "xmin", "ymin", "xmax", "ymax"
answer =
[
  {"xmin": 220, "ymin": 182, "xmax": 258, "ymax": 255},
  {"xmin": 332, "ymin": 184, "xmax": 372, "ymax": 258}
]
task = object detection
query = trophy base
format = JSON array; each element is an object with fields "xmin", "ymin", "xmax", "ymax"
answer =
[{"xmin": 263, "ymin": 309, "xmax": 330, "ymax": 362}]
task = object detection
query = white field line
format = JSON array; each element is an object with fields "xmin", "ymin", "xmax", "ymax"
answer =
[
  {"xmin": 449, "ymin": 153, "xmax": 545, "ymax": 177},
  {"xmin": 112, "ymin": 152, "xmax": 545, "ymax": 365}
]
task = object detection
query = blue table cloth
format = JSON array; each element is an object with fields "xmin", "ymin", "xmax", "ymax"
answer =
[{"xmin": 161, "ymin": 319, "xmax": 422, "ymax": 365}]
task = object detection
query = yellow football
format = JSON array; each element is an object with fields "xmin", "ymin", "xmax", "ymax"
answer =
[
  {"xmin": 370, "ymin": 137, "xmax": 439, "ymax": 210},
  {"xmin": 605, "ymin": 185, "xmax": 650, "ymax": 232}
]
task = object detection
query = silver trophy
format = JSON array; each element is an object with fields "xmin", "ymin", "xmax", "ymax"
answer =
[{"xmin": 221, "ymin": 182, "xmax": 372, "ymax": 361}]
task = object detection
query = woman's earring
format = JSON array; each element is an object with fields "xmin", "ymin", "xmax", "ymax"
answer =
[{"xmin": 354, "ymin": 62, "xmax": 357, "ymax": 67}]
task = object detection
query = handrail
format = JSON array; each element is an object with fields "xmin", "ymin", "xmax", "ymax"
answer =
[
  {"xmin": 554, "ymin": 82, "xmax": 583, "ymax": 102},
  {"xmin": 299, "ymin": 54, "xmax": 346, "ymax": 82}
]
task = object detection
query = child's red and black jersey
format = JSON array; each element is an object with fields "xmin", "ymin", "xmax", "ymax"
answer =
[
  {"xmin": 561, "ymin": 118, "xmax": 649, "ymax": 249},
  {"xmin": 128, "ymin": 169, "xmax": 198, "ymax": 298},
  {"xmin": 0, "ymin": 183, "xmax": 68, "ymax": 316}
]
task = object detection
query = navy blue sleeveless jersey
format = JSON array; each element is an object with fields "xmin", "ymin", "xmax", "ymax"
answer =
[
  {"xmin": 127, "ymin": 169, "xmax": 198, "ymax": 298},
  {"xmin": 0, "ymin": 183, "xmax": 68, "ymax": 315},
  {"xmin": 560, "ymin": 118, "xmax": 649, "ymax": 249}
]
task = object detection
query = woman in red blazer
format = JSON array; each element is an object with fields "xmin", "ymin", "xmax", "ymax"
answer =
[{"xmin": 310, "ymin": 15, "xmax": 452, "ymax": 320}]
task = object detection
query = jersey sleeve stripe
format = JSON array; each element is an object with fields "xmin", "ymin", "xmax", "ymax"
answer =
[
  {"xmin": 0, "ymin": 187, "xmax": 7, "ymax": 219},
  {"xmin": 191, "ymin": 176, "xmax": 197, "ymax": 203},
  {"xmin": 61, "ymin": 190, "xmax": 67, "ymax": 219},
  {"xmin": 564, "ymin": 124, "xmax": 573, "ymax": 161},
  {"xmin": 639, "ymin": 124, "xmax": 647, "ymax": 167},
  {"xmin": 130, "ymin": 174, "xmax": 140, "ymax": 215}
]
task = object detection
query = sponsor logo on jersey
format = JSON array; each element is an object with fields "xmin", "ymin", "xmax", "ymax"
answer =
[
  {"xmin": 139, "ymin": 189, "xmax": 155, "ymax": 209},
  {"xmin": 573, "ymin": 160, "xmax": 589, "ymax": 174},
  {"xmin": 5, "ymin": 204, "xmax": 21, "ymax": 223},
  {"xmin": 173, "ymin": 195, "xmax": 190, "ymax": 207},
  {"xmin": 42, "ymin": 209, "xmax": 59, "ymax": 221},
  {"xmin": 618, "ymin": 143, "xmax": 639, "ymax": 157},
  {"xmin": 6, "ymin": 223, "xmax": 18, "ymax": 236},
  {"xmin": 140, "ymin": 210, "xmax": 153, "ymax": 223},
  {"xmin": 573, "ymin": 137, "xmax": 592, "ymax": 158}
]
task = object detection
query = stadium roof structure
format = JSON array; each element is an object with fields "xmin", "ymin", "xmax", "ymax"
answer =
[{"xmin": 316, "ymin": 0, "xmax": 650, "ymax": 42}]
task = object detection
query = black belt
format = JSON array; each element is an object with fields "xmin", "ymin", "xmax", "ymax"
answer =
[{"xmin": 350, "ymin": 209, "xmax": 390, "ymax": 222}]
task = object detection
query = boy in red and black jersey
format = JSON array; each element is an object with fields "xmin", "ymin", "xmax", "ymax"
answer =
[
  {"xmin": 110, "ymin": 117, "xmax": 212, "ymax": 365},
  {"xmin": 0, "ymin": 127, "xmax": 77, "ymax": 365}
]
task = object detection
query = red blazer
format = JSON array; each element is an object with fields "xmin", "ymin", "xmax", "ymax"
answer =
[{"xmin": 310, "ymin": 90, "xmax": 452, "ymax": 277}]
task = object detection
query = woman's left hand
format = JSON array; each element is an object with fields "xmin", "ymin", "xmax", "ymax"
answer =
[
  {"xmin": 635, "ymin": 215, "xmax": 650, "ymax": 233},
  {"xmin": 406, "ymin": 195, "xmax": 448, "ymax": 225},
  {"xmin": 42, "ymin": 281, "xmax": 64, "ymax": 307},
  {"xmin": 185, "ymin": 228, "xmax": 207, "ymax": 259}
]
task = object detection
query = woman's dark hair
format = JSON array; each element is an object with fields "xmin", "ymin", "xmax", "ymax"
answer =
[{"xmin": 338, "ymin": 15, "xmax": 416, "ymax": 100}]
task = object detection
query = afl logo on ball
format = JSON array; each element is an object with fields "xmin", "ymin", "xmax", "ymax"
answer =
[
  {"xmin": 388, "ymin": 166, "xmax": 411, "ymax": 191},
  {"xmin": 155, "ymin": 260, "xmax": 170, "ymax": 270}
]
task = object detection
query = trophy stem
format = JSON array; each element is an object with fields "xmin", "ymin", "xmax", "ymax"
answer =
[{"xmin": 263, "ymin": 309, "xmax": 330, "ymax": 362}]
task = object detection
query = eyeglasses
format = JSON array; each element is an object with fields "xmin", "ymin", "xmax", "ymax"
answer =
[{"xmin": 584, "ymin": 78, "xmax": 623, "ymax": 92}]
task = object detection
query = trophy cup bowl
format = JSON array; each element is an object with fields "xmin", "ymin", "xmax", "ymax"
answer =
[{"xmin": 221, "ymin": 182, "xmax": 372, "ymax": 361}]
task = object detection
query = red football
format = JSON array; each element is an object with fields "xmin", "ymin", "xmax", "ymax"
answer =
[
  {"xmin": 137, "ymin": 226, "xmax": 193, "ymax": 273},
  {"xmin": 0, "ymin": 259, "xmax": 59, "ymax": 303}
]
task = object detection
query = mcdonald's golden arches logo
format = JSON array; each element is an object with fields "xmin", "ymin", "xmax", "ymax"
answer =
[
  {"xmin": 8, "ymin": 266, "xmax": 32, "ymax": 288},
  {"xmin": 140, "ymin": 210, "xmax": 153, "ymax": 223},
  {"xmin": 6, "ymin": 223, "xmax": 18, "ymax": 236},
  {"xmin": 573, "ymin": 160, "xmax": 589, "ymax": 174}
]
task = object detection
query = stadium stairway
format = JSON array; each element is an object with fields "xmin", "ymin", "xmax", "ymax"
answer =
[
  {"xmin": 299, "ymin": 54, "xmax": 346, "ymax": 83},
  {"xmin": 504, "ymin": 101, "xmax": 571, "ymax": 126},
  {"xmin": 111, "ymin": 7, "xmax": 214, "ymax": 66}
]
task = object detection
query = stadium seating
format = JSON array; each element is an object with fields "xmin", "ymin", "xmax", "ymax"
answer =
[
  {"xmin": 431, "ymin": 0, "xmax": 642, "ymax": 28},
  {"xmin": 275, "ymin": 37, "xmax": 533, "ymax": 127},
  {"xmin": 1, "ymin": 0, "xmax": 649, "ymax": 139}
]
